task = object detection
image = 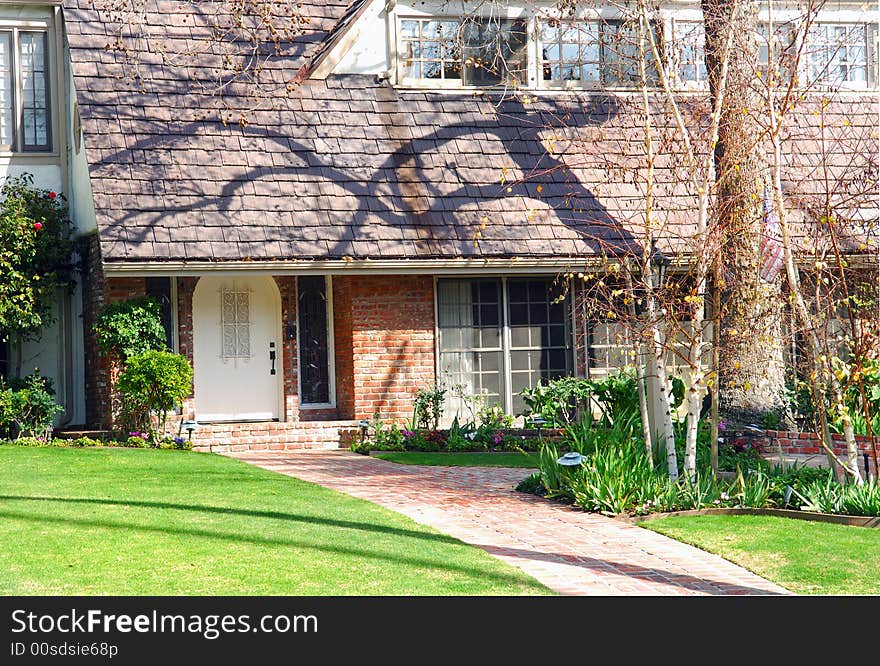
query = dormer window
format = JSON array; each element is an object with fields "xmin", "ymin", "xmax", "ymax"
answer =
[
  {"xmin": 808, "ymin": 23, "xmax": 872, "ymax": 89},
  {"xmin": 671, "ymin": 20, "xmax": 707, "ymax": 87},
  {"xmin": 539, "ymin": 19, "xmax": 660, "ymax": 88},
  {"xmin": 398, "ymin": 16, "xmax": 528, "ymax": 87}
]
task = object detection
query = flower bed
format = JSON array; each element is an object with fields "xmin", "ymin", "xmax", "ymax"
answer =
[{"xmin": 1, "ymin": 433, "xmax": 193, "ymax": 450}]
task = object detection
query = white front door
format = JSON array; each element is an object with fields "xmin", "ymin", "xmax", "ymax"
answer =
[{"xmin": 192, "ymin": 275, "xmax": 282, "ymax": 421}]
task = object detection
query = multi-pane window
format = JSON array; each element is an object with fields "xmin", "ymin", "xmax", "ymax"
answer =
[
  {"xmin": 0, "ymin": 29, "xmax": 51, "ymax": 152},
  {"xmin": 397, "ymin": 13, "xmax": 876, "ymax": 91},
  {"xmin": 808, "ymin": 23, "xmax": 870, "ymax": 87},
  {"xmin": 757, "ymin": 22, "xmax": 800, "ymax": 82},
  {"xmin": 540, "ymin": 19, "xmax": 660, "ymax": 87},
  {"xmin": 19, "ymin": 32, "xmax": 50, "ymax": 150},
  {"xmin": 399, "ymin": 17, "xmax": 528, "ymax": 86},
  {"xmin": 587, "ymin": 322, "xmax": 632, "ymax": 376},
  {"xmin": 541, "ymin": 22, "xmax": 601, "ymax": 83},
  {"xmin": 672, "ymin": 20, "xmax": 707, "ymax": 85},
  {"xmin": 438, "ymin": 278, "xmax": 572, "ymax": 419},
  {"xmin": 507, "ymin": 279, "xmax": 571, "ymax": 414},
  {"xmin": 438, "ymin": 280, "xmax": 504, "ymax": 418}
]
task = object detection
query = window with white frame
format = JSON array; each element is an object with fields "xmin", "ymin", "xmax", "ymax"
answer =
[
  {"xmin": 671, "ymin": 20, "xmax": 707, "ymax": 86},
  {"xmin": 757, "ymin": 21, "xmax": 800, "ymax": 83},
  {"xmin": 539, "ymin": 19, "xmax": 660, "ymax": 88},
  {"xmin": 398, "ymin": 16, "xmax": 529, "ymax": 87},
  {"xmin": 0, "ymin": 27, "xmax": 51, "ymax": 152},
  {"xmin": 437, "ymin": 277, "xmax": 572, "ymax": 419},
  {"xmin": 808, "ymin": 23, "xmax": 871, "ymax": 88}
]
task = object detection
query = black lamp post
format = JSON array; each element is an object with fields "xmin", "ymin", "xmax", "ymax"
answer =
[
  {"xmin": 650, "ymin": 240, "xmax": 670, "ymax": 290},
  {"xmin": 632, "ymin": 240, "xmax": 670, "ymax": 316}
]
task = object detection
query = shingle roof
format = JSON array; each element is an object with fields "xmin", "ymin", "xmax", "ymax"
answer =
[{"xmin": 63, "ymin": 1, "xmax": 878, "ymax": 265}]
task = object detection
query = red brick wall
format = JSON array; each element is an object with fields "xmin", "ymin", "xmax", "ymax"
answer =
[
  {"xmin": 333, "ymin": 275, "xmax": 436, "ymax": 421},
  {"xmin": 176, "ymin": 277, "xmax": 198, "ymax": 420},
  {"xmin": 744, "ymin": 429, "xmax": 876, "ymax": 458},
  {"xmin": 81, "ymin": 235, "xmax": 106, "ymax": 427},
  {"xmin": 333, "ymin": 277, "xmax": 355, "ymax": 419}
]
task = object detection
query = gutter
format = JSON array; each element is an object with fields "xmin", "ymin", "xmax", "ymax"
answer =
[{"xmin": 101, "ymin": 256, "xmax": 615, "ymax": 277}]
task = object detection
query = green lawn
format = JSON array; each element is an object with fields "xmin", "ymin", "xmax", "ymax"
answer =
[
  {"xmin": 0, "ymin": 447, "xmax": 550, "ymax": 595},
  {"xmin": 644, "ymin": 514, "xmax": 880, "ymax": 595},
  {"xmin": 373, "ymin": 451, "xmax": 539, "ymax": 468}
]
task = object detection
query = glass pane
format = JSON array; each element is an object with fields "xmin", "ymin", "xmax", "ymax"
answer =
[
  {"xmin": 0, "ymin": 32, "xmax": 12, "ymax": 146},
  {"xmin": 400, "ymin": 20, "xmax": 419, "ymax": 39},
  {"xmin": 298, "ymin": 276, "xmax": 330, "ymax": 404},
  {"xmin": 19, "ymin": 32, "xmax": 50, "ymax": 150}
]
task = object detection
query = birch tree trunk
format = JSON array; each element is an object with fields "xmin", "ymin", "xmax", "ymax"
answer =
[{"xmin": 702, "ymin": 0, "xmax": 788, "ymax": 428}]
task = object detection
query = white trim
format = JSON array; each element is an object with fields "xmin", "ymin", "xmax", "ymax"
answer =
[
  {"xmin": 500, "ymin": 275, "xmax": 513, "ymax": 414},
  {"xmin": 296, "ymin": 274, "xmax": 337, "ymax": 410},
  {"xmin": 170, "ymin": 276, "xmax": 179, "ymax": 353}
]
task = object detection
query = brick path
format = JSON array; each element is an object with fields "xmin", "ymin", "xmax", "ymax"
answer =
[{"xmin": 227, "ymin": 450, "xmax": 791, "ymax": 596}]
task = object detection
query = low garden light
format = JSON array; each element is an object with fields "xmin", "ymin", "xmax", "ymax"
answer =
[
  {"xmin": 358, "ymin": 419, "xmax": 370, "ymax": 447},
  {"xmin": 530, "ymin": 415, "xmax": 547, "ymax": 437},
  {"xmin": 557, "ymin": 451, "xmax": 586, "ymax": 467},
  {"xmin": 182, "ymin": 420, "xmax": 198, "ymax": 441}
]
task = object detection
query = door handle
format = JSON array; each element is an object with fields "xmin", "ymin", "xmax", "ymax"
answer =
[{"xmin": 269, "ymin": 342, "xmax": 276, "ymax": 375}]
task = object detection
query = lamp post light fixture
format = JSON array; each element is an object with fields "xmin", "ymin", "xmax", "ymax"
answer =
[
  {"xmin": 557, "ymin": 451, "xmax": 586, "ymax": 466},
  {"xmin": 650, "ymin": 240, "xmax": 670, "ymax": 290},
  {"xmin": 530, "ymin": 416, "xmax": 547, "ymax": 440},
  {"xmin": 182, "ymin": 420, "xmax": 198, "ymax": 442}
]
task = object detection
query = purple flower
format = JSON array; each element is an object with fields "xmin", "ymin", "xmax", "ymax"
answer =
[
  {"xmin": 718, "ymin": 419, "xmax": 727, "ymax": 431},
  {"xmin": 173, "ymin": 437, "xmax": 185, "ymax": 445},
  {"xmin": 493, "ymin": 433, "xmax": 503, "ymax": 445},
  {"xmin": 129, "ymin": 431, "xmax": 140, "ymax": 437}
]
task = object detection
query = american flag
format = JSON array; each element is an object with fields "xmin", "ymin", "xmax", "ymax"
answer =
[{"xmin": 759, "ymin": 187, "xmax": 785, "ymax": 283}]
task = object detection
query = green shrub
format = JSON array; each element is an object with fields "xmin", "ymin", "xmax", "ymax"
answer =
[
  {"xmin": 0, "ymin": 372, "xmax": 63, "ymax": 439},
  {"xmin": 94, "ymin": 298, "xmax": 167, "ymax": 361},
  {"xmin": 839, "ymin": 481, "xmax": 880, "ymax": 516},
  {"xmin": 116, "ymin": 351, "xmax": 193, "ymax": 438},
  {"xmin": 413, "ymin": 383, "xmax": 446, "ymax": 429},
  {"xmin": 69, "ymin": 436, "xmax": 104, "ymax": 447},
  {"xmin": 516, "ymin": 472, "xmax": 545, "ymax": 496}
]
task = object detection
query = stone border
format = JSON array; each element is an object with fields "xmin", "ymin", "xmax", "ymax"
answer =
[{"xmin": 625, "ymin": 507, "xmax": 880, "ymax": 528}]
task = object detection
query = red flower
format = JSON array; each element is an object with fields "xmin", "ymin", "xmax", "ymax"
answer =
[
  {"xmin": 48, "ymin": 191, "xmax": 56, "ymax": 199},
  {"xmin": 33, "ymin": 221, "xmax": 43, "ymax": 230}
]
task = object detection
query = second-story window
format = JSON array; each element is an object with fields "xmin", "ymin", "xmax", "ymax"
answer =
[
  {"xmin": 399, "ymin": 16, "xmax": 528, "ymax": 87},
  {"xmin": 671, "ymin": 20, "xmax": 707, "ymax": 86},
  {"xmin": 808, "ymin": 23, "xmax": 870, "ymax": 88},
  {"xmin": 540, "ymin": 19, "xmax": 659, "ymax": 88},
  {"xmin": 0, "ymin": 28, "xmax": 51, "ymax": 152}
]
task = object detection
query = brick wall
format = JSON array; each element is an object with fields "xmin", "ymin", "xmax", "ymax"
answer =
[
  {"xmin": 176, "ymin": 276, "xmax": 198, "ymax": 420},
  {"xmin": 81, "ymin": 235, "xmax": 106, "ymax": 427},
  {"xmin": 741, "ymin": 429, "xmax": 876, "ymax": 458},
  {"xmin": 333, "ymin": 275, "xmax": 435, "ymax": 421},
  {"xmin": 333, "ymin": 277, "xmax": 355, "ymax": 419}
]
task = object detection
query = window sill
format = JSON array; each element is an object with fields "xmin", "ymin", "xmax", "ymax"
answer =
[{"xmin": 0, "ymin": 151, "xmax": 59, "ymax": 159}]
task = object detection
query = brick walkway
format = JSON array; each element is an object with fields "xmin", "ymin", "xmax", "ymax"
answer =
[{"xmin": 227, "ymin": 450, "xmax": 791, "ymax": 596}]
